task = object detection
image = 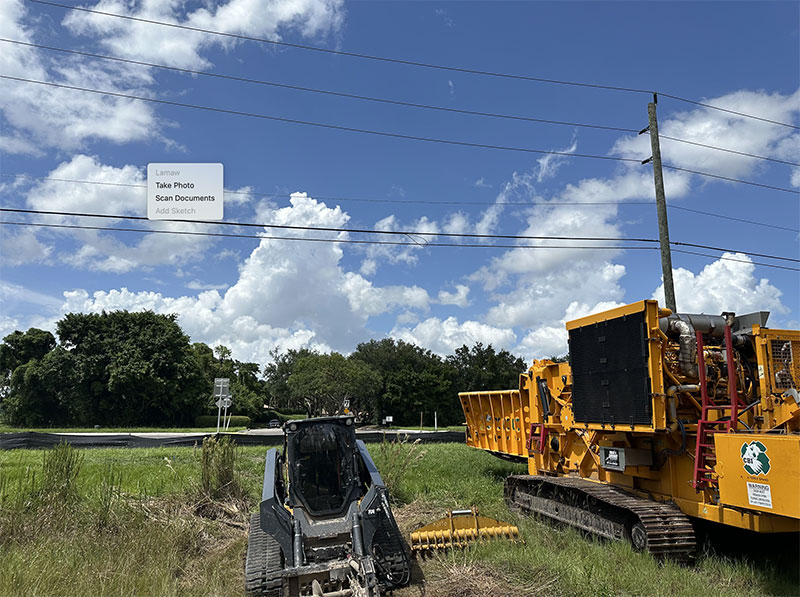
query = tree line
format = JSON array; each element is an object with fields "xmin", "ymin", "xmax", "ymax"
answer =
[{"xmin": 0, "ymin": 310, "xmax": 528, "ymax": 427}]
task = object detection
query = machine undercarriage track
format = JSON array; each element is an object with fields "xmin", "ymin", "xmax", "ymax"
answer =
[
  {"xmin": 245, "ymin": 513, "xmax": 284, "ymax": 597},
  {"xmin": 505, "ymin": 475, "xmax": 696, "ymax": 562},
  {"xmin": 371, "ymin": 516, "xmax": 412, "ymax": 588}
]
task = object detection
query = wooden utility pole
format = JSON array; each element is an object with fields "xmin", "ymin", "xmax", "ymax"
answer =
[{"xmin": 641, "ymin": 95, "xmax": 677, "ymax": 312}]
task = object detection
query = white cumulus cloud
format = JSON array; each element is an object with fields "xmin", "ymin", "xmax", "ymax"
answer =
[
  {"xmin": 63, "ymin": 0, "xmax": 346, "ymax": 70},
  {"xmin": 437, "ymin": 284, "xmax": 470, "ymax": 307},
  {"xmin": 391, "ymin": 316, "xmax": 517, "ymax": 356},
  {"xmin": 51, "ymin": 193, "xmax": 434, "ymax": 363},
  {"xmin": 652, "ymin": 253, "xmax": 789, "ymax": 318}
]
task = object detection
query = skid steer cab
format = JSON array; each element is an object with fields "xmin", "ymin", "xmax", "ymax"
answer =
[{"xmin": 245, "ymin": 417, "xmax": 410, "ymax": 597}]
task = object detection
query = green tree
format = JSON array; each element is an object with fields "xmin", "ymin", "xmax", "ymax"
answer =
[
  {"xmin": 3, "ymin": 347, "xmax": 77, "ymax": 426},
  {"xmin": 0, "ymin": 328, "xmax": 56, "ymax": 374},
  {"xmin": 446, "ymin": 343, "xmax": 527, "ymax": 393},
  {"xmin": 0, "ymin": 328, "xmax": 59, "ymax": 421},
  {"xmin": 288, "ymin": 353, "xmax": 381, "ymax": 417},
  {"xmin": 0, "ymin": 328, "xmax": 56, "ymax": 393},
  {"xmin": 263, "ymin": 347, "xmax": 317, "ymax": 411},
  {"xmin": 55, "ymin": 311, "xmax": 207, "ymax": 425},
  {"xmin": 351, "ymin": 338, "xmax": 457, "ymax": 426}
]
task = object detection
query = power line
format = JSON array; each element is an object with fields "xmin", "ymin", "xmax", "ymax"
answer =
[
  {"xmin": 3, "ymin": 174, "xmax": 797, "ymax": 233},
  {"xmin": 26, "ymin": 0, "xmax": 799, "ymax": 130},
  {"xmin": 0, "ymin": 38, "xmax": 635, "ymax": 135},
  {"xmin": 667, "ymin": 204, "xmax": 798, "ymax": 233},
  {"xmin": 0, "ymin": 220, "xmax": 656, "ymax": 251},
  {"xmin": 658, "ymin": 92, "xmax": 799, "ymax": 130},
  {"xmin": 672, "ymin": 242, "xmax": 798, "ymax": 264},
  {"xmin": 656, "ymin": 134, "xmax": 798, "ymax": 167},
  {"xmin": 3, "ymin": 75, "xmax": 798, "ymax": 195},
  {"xmin": 0, "ymin": 75, "xmax": 640, "ymax": 165},
  {"xmin": 3, "ymin": 207, "xmax": 797, "ymax": 263},
  {"xmin": 0, "ymin": 207, "xmax": 658, "ymax": 243},
  {"xmin": 4, "ymin": 219, "xmax": 797, "ymax": 271},
  {"xmin": 669, "ymin": 249, "xmax": 798, "ymax": 271},
  {"xmin": 659, "ymin": 164, "xmax": 798, "ymax": 194},
  {"xmin": 25, "ymin": 0, "xmax": 652, "ymax": 94},
  {"xmin": 4, "ymin": 38, "xmax": 795, "ymax": 167}
]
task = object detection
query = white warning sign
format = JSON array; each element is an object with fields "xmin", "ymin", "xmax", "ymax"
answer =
[{"xmin": 746, "ymin": 482, "xmax": 773, "ymax": 509}]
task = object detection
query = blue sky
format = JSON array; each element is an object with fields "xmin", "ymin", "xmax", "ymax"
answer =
[{"xmin": 1, "ymin": 0, "xmax": 798, "ymax": 364}]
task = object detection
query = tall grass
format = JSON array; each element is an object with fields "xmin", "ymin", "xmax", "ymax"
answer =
[
  {"xmin": 200, "ymin": 436, "xmax": 239, "ymax": 499},
  {"xmin": 0, "ymin": 442, "xmax": 252, "ymax": 596},
  {"xmin": 372, "ymin": 443, "xmax": 798, "ymax": 597},
  {"xmin": 0, "ymin": 443, "xmax": 796, "ymax": 596},
  {"xmin": 39, "ymin": 442, "xmax": 83, "ymax": 506},
  {"xmin": 373, "ymin": 433, "xmax": 426, "ymax": 503}
]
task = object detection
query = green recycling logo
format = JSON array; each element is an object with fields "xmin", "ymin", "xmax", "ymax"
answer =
[{"xmin": 740, "ymin": 441, "xmax": 770, "ymax": 476}]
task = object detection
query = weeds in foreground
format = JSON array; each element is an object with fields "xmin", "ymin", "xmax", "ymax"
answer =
[
  {"xmin": 196, "ymin": 436, "xmax": 248, "ymax": 525},
  {"xmin": 200, "ymin": 435, "xmax": 244, "ymax": 501},
  {"xmin": 0, "ymin": 442, "xmax": 251, "ymax": 596},
  {"xmin": 375, "ymin": 433, "xmax": 426, "ymax": 503},
  {"xmin": 39, "ymin": 442, "xmax": 83, "ymax": 506},
  {"xmin": 423, "ymin": 550, "xmax": 546, "ymax": 597}
]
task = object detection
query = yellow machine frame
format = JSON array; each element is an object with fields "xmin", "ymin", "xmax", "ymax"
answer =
[{"xmin": 461, "ymin": 300, "xmax": 800, "ymax": 533}]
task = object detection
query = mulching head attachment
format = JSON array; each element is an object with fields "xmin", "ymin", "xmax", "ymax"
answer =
[{"xmin": 410, "ymin": 507, "xmax": 520, "ymax": 553}]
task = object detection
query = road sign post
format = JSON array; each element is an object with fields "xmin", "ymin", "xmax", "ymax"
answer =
[{"xmin": 213, "ymin": 378, "xmax": 231, "ymax": 433}]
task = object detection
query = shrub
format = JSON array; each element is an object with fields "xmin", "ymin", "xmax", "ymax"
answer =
[{"xmin": 194, "ymin": 415, "xmax": 250, "ymax": 428}]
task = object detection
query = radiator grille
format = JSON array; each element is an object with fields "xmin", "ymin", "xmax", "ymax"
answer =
[
  {"xmin": 769, "ymin": 339, "xmax": 798, "ymax": 391},
  {"xmin": 569, "ymin": 310, "xmax": 652, "ymax": 426}
]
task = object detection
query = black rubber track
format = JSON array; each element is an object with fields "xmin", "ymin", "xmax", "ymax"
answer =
[
  {"xmin": 245, "ymin": 513, "xmax": 284, "ymax": 596},
  {"xmin": 372, "ymin": 507, "xmax": 412, "ymax": 589},
  {"xmin": 506, "ymin": 475, "xmax": 696, "ymax": 562}
]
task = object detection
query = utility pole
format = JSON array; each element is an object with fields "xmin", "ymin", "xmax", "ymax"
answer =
[{"xmin": 640, "ymin": 94, "xmax": 677, "ymax": 312}]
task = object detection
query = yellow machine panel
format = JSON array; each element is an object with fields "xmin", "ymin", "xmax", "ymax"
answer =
[
  {"xmin": 461, "ymin": 390, "xmax": 527, "ymax": 457},
  {"xmin": 459, "ymin": 299, "xmax": 800, "ymax": 549},
  {"xmin": 715, "ymin": 433, "xmax": 800, "ymax": 520}
]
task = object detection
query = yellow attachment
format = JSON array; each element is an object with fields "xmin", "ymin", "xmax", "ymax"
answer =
[{"xmin": 409, "ymin": 508, "xmax": 520, "ymax": 552}]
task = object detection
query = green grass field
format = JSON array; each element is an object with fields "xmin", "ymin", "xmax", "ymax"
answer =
[
  {"xmin": 0, "ymin": 426, "xmax": 247, "ymax": 434},
  {"xmin": 0, "ymin": 442, "xmax": 796, "ymax": 596}
]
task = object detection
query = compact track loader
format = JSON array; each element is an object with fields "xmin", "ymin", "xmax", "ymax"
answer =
[
  {"xmin": 245, "ymin": 417, "xmax": 410, "ymax": 596},
  {"xmin": 461, "ymin": 300, "xmax": 800, "ymax": 560}
]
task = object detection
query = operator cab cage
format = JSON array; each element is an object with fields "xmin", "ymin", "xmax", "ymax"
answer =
[{"xmin": 284, "ymin": 416, "xmax": 363, "ymax": 518}]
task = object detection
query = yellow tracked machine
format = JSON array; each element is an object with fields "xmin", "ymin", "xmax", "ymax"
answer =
[{"xmin": 460, "ymin": 300, "xmax": 800, "ymax": 560}]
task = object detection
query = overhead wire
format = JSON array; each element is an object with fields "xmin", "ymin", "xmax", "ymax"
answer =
[
  {"xmin": 0, "ymin": 75, "xmax": 641, "ymax": 165},
  {"xmin": 658, "ymin": 165, "xmax": 798, "ymax": 194},
  {"xmin": 2, "ymin": 75, "xmax": 798, "ymax": 195},
  {"xmin": 667, "ymin": 205, "xmax": 798, "ymax": 233},
  {"xmin": 2, "ymin": 37, "xmax": 795, "ymax": 166},
  {"xmin": 24, "ymin": 0, "xmax": 655, "ymax": 94},
  {"xmin": 2, "ymin": 173, "xmax": 797, "ymax": 233},
  {"xmin": 671, "ymin": 249, "xmax": 798, "ymax": 271},
  {"xmin": 2, "ymin": 207, "xmax": 797, "ymax": 264},
  {"xmin": 25, "ymin": 0, "xmax": 800, "ymax": 130},
  {"xmin": 2, "ymin": 219, "xmax": 797, "ymax": 271},
  {"xmin": 0, "ymin": 38, "xmax": 637, "ymax": 135},
  {"xmin": 657, "ymin": 92, "xmax": 799, "ymax": 130},
  {"xmin": 0, "ymin": 207, "xmax": 658, "ymax": 243},
  {"xmin": 0, "ymin": 220, "xmax": 658, "ymax": 251}
]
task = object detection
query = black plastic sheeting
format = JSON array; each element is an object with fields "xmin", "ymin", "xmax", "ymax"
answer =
[{"xmin": 0, "ymin": 430, "xmax": 464, "ymax": 450}]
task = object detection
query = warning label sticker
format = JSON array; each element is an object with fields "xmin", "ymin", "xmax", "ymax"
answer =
[{"xmin": 746, "ymin": 482, "xmax": 773, "ymax": 509}]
